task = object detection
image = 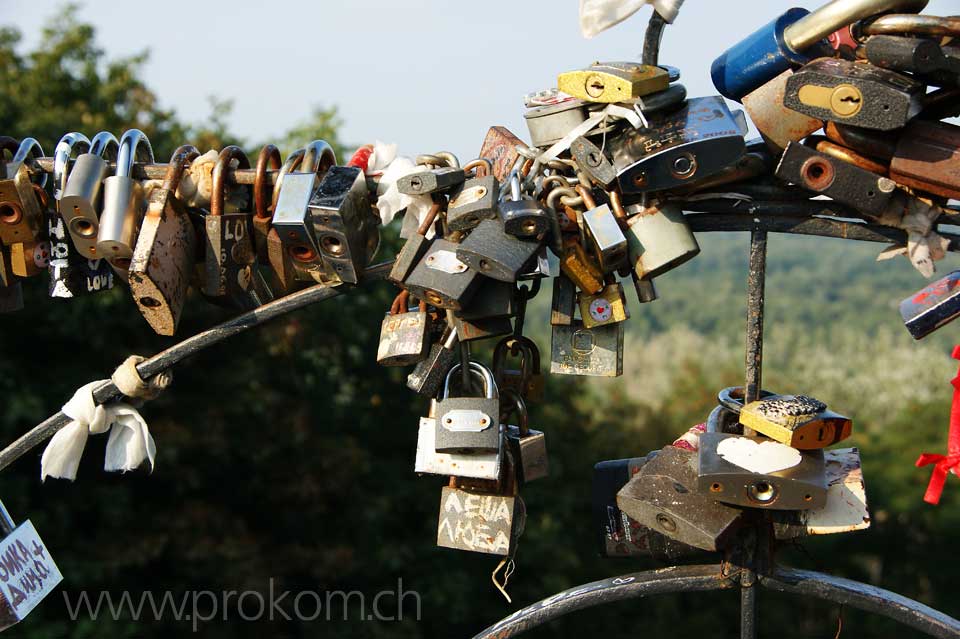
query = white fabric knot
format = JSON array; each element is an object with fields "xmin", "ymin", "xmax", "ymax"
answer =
[
  {"xmin": 374, "ymin": 153, "xmax": 433, "ymax": 228},
  {"xmin": 40, "ymin": 357, "xmax": 170, "ymax": 481}
]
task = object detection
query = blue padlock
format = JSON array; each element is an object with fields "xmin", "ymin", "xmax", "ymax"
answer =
[{"xmin": 711, "ymin": 8, "xmax": 815, "ymax": 103}]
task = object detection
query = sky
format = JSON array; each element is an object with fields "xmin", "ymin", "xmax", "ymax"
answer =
[{"xmin": 3, "ymin": 0, "xmax": 957, "ymax": 159}]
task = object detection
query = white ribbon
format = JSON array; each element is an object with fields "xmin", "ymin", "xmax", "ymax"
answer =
[
  {"xmin": 40, "ymin": 381, "xmax": 156, "ymax": 481},
  {"xmin": 537, "ymin": 103, "xmax": 646, "ymax": 164},
  {"xmin": 579, "ymin": 0, "xmax": 685, "ymax": 38}
]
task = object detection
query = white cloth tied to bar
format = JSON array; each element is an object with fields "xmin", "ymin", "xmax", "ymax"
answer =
[
  {"xmin": 579, "ymin": 0, "xmax": 685, "ymax": 38},
  {"xmin": 40, "ymin": 356, "xmax": 170, "ymax": 481}
]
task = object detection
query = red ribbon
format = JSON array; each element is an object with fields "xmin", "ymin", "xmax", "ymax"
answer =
[
  {"xmin": 346, "ymin": 145, "xmax": 374, "ymax": 172},
  {"xmin": 915, "ymin": 344, "xmax": 960, "ymax": 505}
]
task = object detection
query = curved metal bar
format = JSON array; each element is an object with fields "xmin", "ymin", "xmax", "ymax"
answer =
[
  {"xmin": 761, "ymin": 567, "xmax": 960, "ymax": 638},
  {"xmin": 471, "ymin": 565, "xmax": 734, "ymax": 639},
  {"xmin": 0, "ymin": 260, "xmax": 395, "ymax": 473}
]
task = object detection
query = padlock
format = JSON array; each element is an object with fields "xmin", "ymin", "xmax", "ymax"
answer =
[
  {"xmin": 519, "ymin": 245, "xmax": 554, "ymax": 280},
  {"xmin": 407, "ymin": 327, "xmax": 459, "ymax": 396},
  {"xmin": 271, "ymin": 141, "xmax": 340, "ymax": 285},
  {"xmin": 455, "ymin": 219, "xmax": 541, "ymax": 283},
  {"xmin": 61, "ymin": 131, "xmax": 120, "ymax": 260},
  {"xmin": 0, "ymin": 137, "xmax": 46, "ymax": 246},
  {"xmin": 557, "ymin": 62, "xmax": 669, "ymax": 103},
  {"xmin": 309, "ymin": 163, "xmax": 381, "ymax": 285},
  {"xmin": 252, "ymin": 144, "xmax": 281, "ymax": 263},
  {"xmin": 265, "ymin": 149, "xmax": 306, "ymax": 293},
  {"xmin": 581, "ymin": 195, "xmax": 628, "ymax": 274},
  {"xmin": 571, "ymin": 136, "xmax": 617, "ymax": 188},
  {"xmin": 403, "ymin": 238, "xmax": 481, "ymax": 311},
  {"xmin": 629, "ymin": 271, "xmax": 658, "ymax": 304},
  {"xmin": 436, "ymin": 482, "xmax": 519, "ymax": 556},
  {"xmin": 524, "ymin": 95, "xmax": 591, "ymax": 148},
  {"xmin": 889, "ymin": 119, "xmax": 960, "ymax": 201},
  {"xmin": 739, "ymin": 393, "xmax": 852, "ymax": 449},
  {"xmin": 593, "ymin": 455, "xmax": 702, "ymax": 560},
  {"xmin": 742, "ymin": 69, "xmax": 824, "ymax": 152},
  {"xmin": 551, "ymin": 272, "xmax": 576, "ymax": 326},
  {"xmin": 784, "ymin": 57, "xmax": 924, "ymax": 130},
  {"xmin": 865, "ymin": 34, "xmax": 960, "ymax": 83},
  {"xmin": 550, "ymin": 320, "xmax": 623, "ymax": 377},
  {"xmin": 617, "ymin": 445, "xmax": 745, "ymax": 552},
  {"xmin": 377, "ymin": 290, "xmax": 430, "ymax": 366},
  {"xmin": 128, "ymin": 146, "xmax": 199, "ymax": 336},
  {"xmin": 0, "ymin": 501, "xmax": 64, "ymax": 629},
  {"xmin": 775, "ymin": 141, "xmax": 897, "ymax": 216},
  {"xmin": 397, "ymin": 166, "xmax": 465, "ymax": 196},
  {"xmin": 502, "ymin": 389, "xmax": 548, "ymax": 483},
  {"xmin": 559, "ymin": 238, "xmax": 604, "ymax": 295},
  {"xmin": 771, "ymin": 447, "xmax": 870, "ymax": 539},
  {"xmin": 815, "ymin": 140, "xmax": 890, "ymax": 175},
  {"xmin": 899, "ymin": 270, "xmax": 960, "ymax": 339},
  {"xmin": 697, "ymin": 403, "xmax": 829, "ymax": 511},
  {"xmin": 499, "ymin": 175, "xmax": 550, "ymax": 238},
  {"xmin": 9, "ymin": 237, "xmax": 49, "ymax": 278},
  {"xmin": 493, "ymin": 336, "xmax": 545, "ymax": 403},
  {"xmin": 388, "ymin": 201, "xmax": 441, "ymax": 285},
  {"xmin": 202, "ymin": 146, "xmax": 260, "ymax": 307},
  {"xmin": 478, "ymin": 126, "xmax": 525, "ymax": 182},
  {"xmin": 415, "ymin": 400, "xmax": 501, "ymax": 480},
  {"xmin": 710, "ymin": 0, "xmax": 926, "ymax": 101},
  {"xmin": 455, "ymin": 278, "xmax": 515, "ymax": 321},
  {"xmin": 823, "ymin": 121, "xmax": 896, "ymax": 161},
  {"xmin": 624, "ymin": 201, "xmax": 700, "ymax": 280},
  {"xmin": 435, "ymin": 361, "xmax": 500, "ymax": 453},
  {"xmin": 453, "ymin": 315, "xmax": 513, "ymax": 342},
  {"xmin": 447, "ymin": 175, "xmax": 499, "ymax": 232},
  {"xmin": 96, "ymin": 129, "xmax": 154, "ymax": 277},
  {"xmin": 579, "ymin": 282, "xmax": 630, "ymax": 329},
  {"xmin": 610, "ymin": 96, "xmax": 747, "ymax": 194}
]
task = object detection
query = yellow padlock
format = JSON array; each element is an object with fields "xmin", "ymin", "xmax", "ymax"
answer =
[{"xmin": 558, "ymin": 62, "xmax": 669, "ymax": 103}]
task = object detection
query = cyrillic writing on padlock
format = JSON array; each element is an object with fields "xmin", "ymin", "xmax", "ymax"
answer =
[
  {"xmin": 436, "ymin": 486, "xmax": 516, "ymax": 556},
  {"xmin": 0, "ymin": 517, "xmax": 63, "ymax": 629}
]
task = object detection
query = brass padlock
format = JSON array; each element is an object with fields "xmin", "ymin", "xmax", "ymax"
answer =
[
  {"xmin": 129, "ymin": 145, "xmax": 199, "ymax": 335},
  {"xmin": 579, "ymin": 282, "xmax": 630, "ymax": 329},
  {"xmin": 502, "ymin": 389, "xmax": 548, "ymax": 483},
  {"xmin": 96, "ymin": 129, "xmax": 154, "ymax": 278},
  {"xmin": 493, "ymin": 335, "xmax": 545, "ymax": 403},
  {"xmin": 0, "ymin": 138, "xmax": 46, "ymax": 246},
  {"xmin": 377, "ymin": 290, "xmax": 430, "ymax": 367},
  {"xmin": 739, "ymin": 393, "xmax": 852, "ymax": 449},
  {"xmin": 559, "ymin": 238, "xmax": 604, "ymax": 295},
  {"xmin": 61, "ymin": 131, "xmax": 119, "ymax": 260},
  {"xmin": 558, "ymin": 61, "xmax": 669, "ymax": 103}
]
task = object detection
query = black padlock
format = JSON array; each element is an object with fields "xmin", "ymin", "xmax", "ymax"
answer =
[
  {"xmin": 435, "ymin": 361, "xmax": 501, "ymax": 453},
  {"xmin": 446, "ymin": 175, "xmax": 498, "ymax": 231},
  {"xmin": 455, "ymin": 278, "xmax": 515, "ymax": 321},
  {"xmin": 388, "ymin": 201, "xmax": 440, "ymax": 285},
  {"xmin": 403, "ymin": 238, "xmax": 481, "ymax": 311},
  {"xmin": 456, "ymin": 219, "xmax": 542, "ymax": 283},
  {"xmin": 407, "ymin": 328, "xmax": 459, "ymax": 397}
]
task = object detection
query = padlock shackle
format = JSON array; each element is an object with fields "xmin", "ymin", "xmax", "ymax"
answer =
[
  {"xmin": 0, "ymin": 136, "xmax": 18, "ymax": 159},
  {"xmin": 271, "ymin": 149, "xmax": 306, "ymax": 213},
  {"xmin": 301, "ymin": 139, "xmax": 337, "ymax": 176},
  {"xmin": 463, "ymin": 158, "xmax": 492, "ymax": 178},
  {"xmin": 53, "ymin": 132, "xmax": 91, "ymax": 199},
  {"xmin": 0, "ymin": 501, "xmax": 15, "ymax": 535},
  {"xmin": 12, "ymin": 137, "xmax": 47, "ymax": 188},
  {"xmin": 162, "ymin": 145, "xmax": 200, "ymax": 193},
  {"xmin": 89, "ymin": 131, "xmax": 120, "ymax": 160},
  {"xmin": 575, "ymin": 184, "xmax": 597, "ymax": 210},
  {"xmin": 115, "ymin": 129, "xmax": 154, "ymax": 179},
  {"xmin": 210, "ymin": 145, "xmax": 251, "ymax": 217},
  {"xmin": 254, "ymin": 144, "xmax": 282, "ymax": 221},
  {"xmin": 442, "ymin": 361, "xmax": 498, "ymax": 400},
  {"xmin": 416, "ymin": 201, "xmax": 442, "ymax": 236},
  {"xmin": 861, "ymin": 13, "xmax": 960, "ymax": 37},
  {"xmin": 783, "ymin": 0, "xmax": 928, "ymax": 52},
  {"xmin": 390, "ymin": 289, "xmax": 410, "ymax": 315}
]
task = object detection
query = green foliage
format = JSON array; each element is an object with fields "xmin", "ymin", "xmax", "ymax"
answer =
[{"xmin": 1, "ymin": 7, "xmax": 958, "ymax": 639}]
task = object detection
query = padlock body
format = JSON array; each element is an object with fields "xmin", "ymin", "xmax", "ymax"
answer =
[
  {"xmin": 697, "ymin": 432, "xmax": 828, "ymax": 510},
  {"xmin": 890, "ymin": 120, "xmax": 960, "ymax": 201},
  {"xmin": 309, "ymin": 166, "xmax": 379, "ymax": 285},
  {"xmin": 407, "ymin": 336, "xmax": 459, "ymax": 396},
  {"xmin": 0, "ymin": 520, "xmax": 64, "ymax": 626},
  {"xmin": 456, "ymin": 278, "xmax": 515, "ymax": 321},
  {"xmin": 742, "ymin": 69, "xmax": 823, "ymax": 152},
  {"xmin": 558, "ymin": 61, "xmax": 669, "ymax": 103},
  {"xmin": 739, "ymin": 395, "xmax": 852, "ymax": 449},
  {"xmin": 499, "ymin": 200, "xmax": 550, "ymax": 238},
  {"xmin": 435, "ymin": 397, "xmax": 500, "ymax": 453},
  {"xmin": 524, "ymin": 99, "xmax": 589, "ymax": 148},
  {"xmin": 437, "ymin": 486, "xmax": 516, "ymax": 556},
  {"xmin": 97, "ymin": 175, "xmax": 144, "ymax": 268},
  {"xmin": 583, "ymin": 204, "xmax": 628, "ymax": 274},
  {"xmin": 900, "ymin": 270, "xmax": 960, "ymax": 339},
  {"xmin": 46, "ymin": 210, "xmax": 114, "ymax": 298},
  {"xmin": 377, "ymin": 310, "xmax": 430, "ymax": 366},
  {"xmin": 10, "ymin": 241, "xmax": 48, "ymax": 277},
  {"xmin": 456, "ymin": 219, "xmax": 540, "ymax": 283},
  {"xmin": 617, "ymin": 446, "xmax": 743, "ymax": 552},
  {"xmin": 550, "ymin": 320, "xmax": 623, "ymax": 377},
  {"xmin": 0, "ymin": 162, "xmax": 43, "ymax": 245},
  {"xmin": 505, "ymin": 425, "xmax": 548, "ymax": 483},
  {"xmin": 415, "ymin": 417, "xmax": 500, "ymax": 480},
  {"xmin": 404, "ymin": 239, "xmax": 480, "ymax": 311},
  {"xmin": 559, "ymin": 242, "xmax": 604, "ymax": 294},
  {"xmin": 625, "ymin": 202, "xmax": 700, "ymax": 280},
  {"xmin": 388, "ymin": 233, "xmax": 429, "ymax": 285},
  {"xmin": 571, "ymin": 136, "xmax": 617, "ymax": 187},
  {"xmin": 397, "ymin": 167, "xmax": 465, "ymax": 196},
  {"xmin": 579, "ymin": 282, "xmax": 630, "ymax": 328},
  {"xmin": 453, "ymin": 316, "xmax": 512, "ymax": 342},
  {"xmin": 479, "ymin": 126, "xmax": 524, "ymax": 182},
  {"xmin": 204, "ymin": 212, "xmax": 256, "ymax": 300},
  {"xmin": 447, "ymin": 176, "xmax": 498, "ymax": 231},
  {"xmin": 60, "ymin": 154, "xmax": 111, "ymax": 259}
]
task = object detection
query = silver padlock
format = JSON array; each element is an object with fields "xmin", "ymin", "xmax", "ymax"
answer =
[
  {"xmin": 502, "ymin": 389, "xmax": 548, "ymax": 483},
  {"xmin": 624, "ymin": 200, "xmax": 700, "ymax": 280},
  {"xmin": 96, "ymin": 129, "xmax": 154, "ymax": 277},
  {"xmin": 0, "ymin": 500, "xmax": 64, "ymax": 629},
  {"xmin": 61, "ymin": 131, "xmax": 120, "ymax": 260},
  {"xmin": 272, "ymin": 140, "xmax": 338, "ymax": 283},
  {"xmin": 550, "ymin": 320, "xmax": 623, "ymax": 377},
  {"xmin": 415, "ymin": 400, "xmax": 502, "ymax": 480},
  {"xmin": 435, "ymin": 361, "xmax": 501, "ymax": 453}
]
